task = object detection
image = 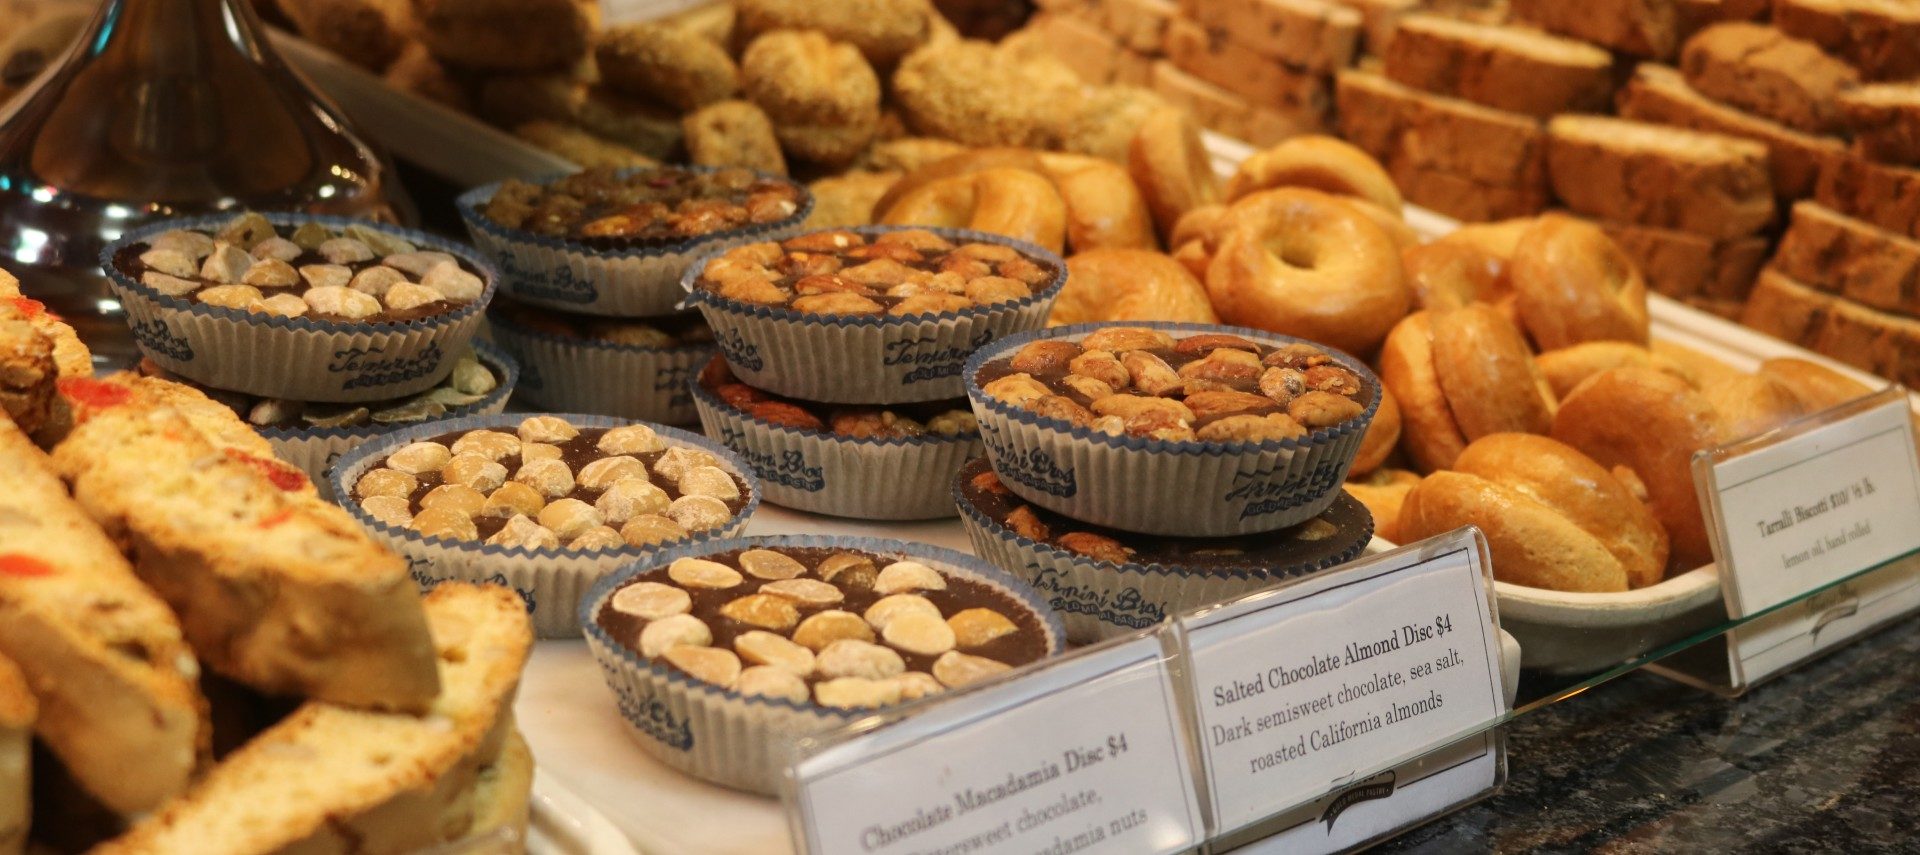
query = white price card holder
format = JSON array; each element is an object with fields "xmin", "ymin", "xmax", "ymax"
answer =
[
  {"xmin": 1654, "ymin": 386, "xmax": 1920, "ymax": 695},
  {"xmin": 783, "ymin": 628, "xmax": 1207, "ymax": 855},
  {"xmin": 1176, "ymin": 528, "xmax": 1510, "ymax": 853}
]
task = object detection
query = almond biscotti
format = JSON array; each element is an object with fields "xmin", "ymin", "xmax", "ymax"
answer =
[
  {"xmin": 1815, "ymin": 153, "xmax": 1920, "ymax": 240},
  {"xmin": 1771, "ymin": 0, "xmax": 1920, "ymax": 82},
  {"xmin": 1618, "ymin": 64, "xmax": 1846, "ymax": 200},
  {"xmin": 1679, "ymin": 22, "xmax": 1859, "ymax": 136},
  {"xmin": 0, "ymin": 269, "xmax": 92, "ymax": 441},
  {"xmin": 1166, "ymin": 17, "xmax": 1331, "ymax": 114},
  {"xmin": 1839, "ymin": 83, "xmax": 1920, "ymax": 165},
  {"xmin": 1384, "ymin": 15, "xmax": 1616, "ymax": 118},
  {"xmin": 1546, "ymin": 114, "xmax": 1774, "ymax": 239},
  {"xmin": 1601, "ymin": 219, "xmax": 1770, "ymax": 301},
  {"xmin": 1772, "ymin": 201, "xmax": 1920, "ymax": 317},
  {"xmin": 1151, "ymin": 61, "xmax": 1322, "ymax": 145},
  {"xmin": 0, "ymin": 653, "xmax": 31, "ymax": 855},
  {"xmin": 0, "ymin": 409, "xmax": 207, "ymax": 817},
  {"xmin": 1335, "ymin": 70, "xmax": 1550, "ymax": 219},
  {"xmin": 1178, "ymin": 0, "xmax": 1362, "ymax": 73},
  {"xmin": 51, "ymin": 374, "xmax": 440, "ymax": 713},
  {"xmin": 1744, "ymin": 269, "xmax": 1920, "ymax": 387},
  {"xmin": 95, "ymin": 583, "xmax": 533, "ymax": 855},
  {"xmin": 1511, "ymin": 0, "xmax": 1682, "ymax": 57}
]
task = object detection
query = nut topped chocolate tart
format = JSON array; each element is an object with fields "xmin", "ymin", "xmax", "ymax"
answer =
[
  {"xmin": 692, "ymin": 227, "xmax": 1059, "ymax": 316},
  {"xmin": 137, "ymin": 345, "xmax": 507, "ymax": 431},
  {"xmin": 113, "ymin": 212, "xmax": 488, "ymax": 323},
  {"xmin": 349, "ymin": 416, "xmax": 749, "ymax": 551},
  {"xmin": 492, "ymin": 300, "xmax": 715, "ymax": 349},
  {"xmin": 596, "ymin": 545, "xmax": 1051, "ymax": 709},
  {"xmin": 697, "ymin": 357, "xmax": 976, "ymax": 438},
  {"xmin": 975, "ymin": 327, "xmax": 1373, "ymax": 443},
  {"xmin": 481, "ymin": 166, "xmax": 804, "ymax": 244}
]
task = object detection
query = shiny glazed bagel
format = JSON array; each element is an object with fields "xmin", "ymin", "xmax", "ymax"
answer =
[
  {"xmin": 1128, "ymin": 107, "xmax": 1222, "ymax": 241},
  {"xmin": 1429, "ymin": 303, "xmax": 1557, "ymax": 440},
  {"xmin": 1401, "ymin": 241, "xmax": 1511, "ymax": 312},
  {"xmin": 1037, "ymin": 152, "xmax": 1159, "ymax": 252},
  {"xmin": 878, "ymin": 166, "xmax": 1068, "ymax": 253},
  {"xmin": 1703, "ymin": 373, "xmax": 1808, "ymax": 442},
  {"xmin": 1351, "ymin": 386, "xmax": 1402, "ymax": 476},
  {"xmin": 1342, "ymin": 198, "xmax": 1419, "ymax": 253},
  {"xmin": 1346, "ymin": 468, "xmax": 1418, "ymax": 544},
  {"xmin": 1378, "ymin": 312, "xmax": 1469, "ymax": 473},
  {"xmin": 1053, "ymin": 248, "xmax": 1219, "ymax": 326},
  {"xmin": 1509, "ymin": 214, "xmax": 1652, "ymax": 350},
  {"xmin": 1225, "ymin": 135, "xmax": 1403, "ymax": 212},
  {"xmin": 1536, "ymin": 341, "xmax": 1697, "ymax": 399},
  {"xmin": 1202, "ymin": 188, "xmax": 1410, "ymax": 356}
]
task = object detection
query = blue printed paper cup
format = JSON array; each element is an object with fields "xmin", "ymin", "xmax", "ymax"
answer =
[
  {"xmin": 679, "ymin": 226, "xmax": 1066, "ymax": 404},
  {"xmin": 487, "ymin": 308, "xmax": 715, "ymax": 425},
  {"xmin": 965, "ymin": 321, "xmax": 1381, "ymax": 537},
  {"xmin": 580, "ymin": 534, "xmax": 1067, "ymax": 795},
  {"xmin": 456, "ymin": 167, "xmax": 813, "ymax": 318},
  {"xmin": 329, "ymin": 413, "xmax": 761, "ymax": 638}
]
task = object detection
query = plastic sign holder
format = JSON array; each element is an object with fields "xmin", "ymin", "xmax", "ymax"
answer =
[{"xmin": 1655, "ymin": 386, "xmax": 1920, "ymax": 695}]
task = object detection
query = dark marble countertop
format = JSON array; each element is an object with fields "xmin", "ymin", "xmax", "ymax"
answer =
[{"xmin": 1377, "ymin": 611, "xmax": 1920, "ymax": 853}]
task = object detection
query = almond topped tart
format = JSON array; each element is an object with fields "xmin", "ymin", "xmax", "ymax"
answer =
[
  {"xmin": 680, "ymin": 225, "xmax": 1066, "ymax": 403},
  {"xmin": 582, "ymin": 534, "xmax": 1065, "ymax": 794},
  {"xmin": 330, "ymin": 413, "xmax": 760, "ymax": 637},
  {"xmin": 103, "ymin": 211, "xmax": 497, "ymax": 402},
  {"xmin": 965, "ymin": 322, "xmax": 1381, "ymax": 537},
  {"xmin": 457, "ymin": 165, "xmax": 812, "ymax": 317}
]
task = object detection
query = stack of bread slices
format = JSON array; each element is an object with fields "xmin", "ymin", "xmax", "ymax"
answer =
[{"xmin": 0, "ymin": 270, "xmax": 537, "ymax": 854}]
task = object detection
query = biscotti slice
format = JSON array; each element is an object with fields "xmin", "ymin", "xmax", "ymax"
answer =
[
  {"xmin": 0, "ymin": 270, "xmax": 92, "ymax": 443},
  {"xmin": 95, "ymin": 583, "xmax": 534, "ymax": 855},
  {"xmin": 1679, "ymin": 22, "xmax": 1859, "ymax": 136},
  {"xmin": 1038, "ymin": 0, "xmax": 1178, "ymax": 52},
  {"xmin": 0, "ymin": 653, "xmax": 31, "ymax": 855},
  {"xmin": 1839, "ymin": 83, "xmax": 1920, "ymax": 166},
  {"xmin": 466, "ymin": 728, "xmax": 535, "ymax": 847},
  {"xmin": 1547, "ymin": 114, "xmax": 1774, "ymax": 239},
  {"xmin": 1772, "ymin": 0, "xmax": 1920, "ymax": 82},
  {"xmin": 1384, "ymin": 15, "xmax": 1616, "ymax": 118},
  {"xmin": 1178, "ymin": 0, "xmax": 1362, "ymax": 73},
  {"xmin": 1511, "ymin": 0, "xmax": 1682, "ymax": 57},
  {"xmin": 1150, "ymin": 61, "xmax": 1322, "ymax": 144},
  {"xmin": 1815, "ymin": 154, "xmax": 1920, "ymax": 240},
  {"xmin": 1744, "ymin": 268, "xmax": 1920, "ymax": 389},
  {"xmin": 1335, "ymin": 70, "xmax": 1548, "ymax": 189},
  {"xmin": 1618, "ymin": 64, "xmax": 1846, "ymax": 200},
  {"xmin": 0, "ymin": 410, "xmax": 207, "ymax": 816},
  {"xmin": 1166, "ymin": 17, "xmax": 1331, "ymax": 113},
  {"xmin": 51, "ymin": 375, "xmax": 440, "ymax": 713},
  {"xmin": 1744, "ymin": 269, "xmax": 1836, "ymax": 347},
  {"xmin": 1773, "ymin": 201, "xmax": 1920, "ymax": 317},
  {"xmin": 1334, "ymin": 0, "xmax": 1418, "ymax": 55},
  {"xmin": 1021, "ymin": 13, "xmax": 1122, "ymax": 83},
  {"xmin": 1391, "ymin": 163, "xmax": 1553, "ymax": 221},
  {"xmin": 1601, "ymin": 219, "xmax": 1769, "ymax": 300}
]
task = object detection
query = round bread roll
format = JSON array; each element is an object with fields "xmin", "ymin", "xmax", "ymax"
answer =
[
  {"xmin": 871, "ymin": 147, "xmax": 1047, "ymax": 221},
  {"xmin": 1129, "ymin": 107, "xmax": 1222, "ymax": 241},
  {"xmin": 741, "ymin": 30, "xmax": 882, "ymax": 166},
  {"xmin": 1429, "ymin": 303, "xmax": 1557, "ymax": 440},
  {"xmin": 1757, "ymin": 358, "xmax": 1873, "ymax": 410},
  {"xmin": 1053, "ymin": 249, "xmax": 1218, "ymax": 326},
  {"xmin": 1551, "ymin": 367, "xmax": 1722, "ymax": 570},
  {"xmin": 597, "ymin": 22, "xmax": 740, "ymax": 110},
  {"xmin": 1351, "ymin": 386, "xmax": 1402, "ymax": 476},
  {"xmin": 1202, "ymin": 188, "xmax": 1411, "ymax": 356},
  {"xmin": 1346, "ymin": 469, "xmax": 1418, "ymax": 544},
  {"xmin": 878, "ymin": 166, "xmax": 1068, "ymax": 253},
  {"xmin": 1037, "ymin": 153, "xmax": 1159, "ymax": 252},
  {"xmin": 1650, "ymin": 340, "xmax": 1744, "ymax": 391},
  {"xmin": 1378, "ymin": 312, "xmax": 1469, "ymax": 472},
  {"xmin": 1224, "ymin": 136, "xmax": 1402, "ymax": 212},
  {"xmin": 735, "ymin": 0, "xmax": 936, "ymax": 67},
  {"xmin": 1401, "ymin": 241, "xmax": 1510, "ymax": 312},
  {"xmin": 682, "ymin": 100, "xmax": 788, "ymax": 176},
  {"xmin": 1704, "ymin": 373, "xmax": 1808, "ymax": 441},
  {"xmin": 1537, "ymin": 342, "xmax": 1696, "ymax": 399},
  {"xmin": 1455, "ymin": 434, "xmax": 1669, "ymax": 589},
  {"xmin": 1509, "ymin": 214, "xmax": 1651, "ymax": 350}
]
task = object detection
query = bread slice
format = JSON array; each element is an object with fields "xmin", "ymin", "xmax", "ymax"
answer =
[
  {"xmin": 1772, "ymin": 0, "xmax": 1920, "ymax": 82},
  {"xmin": 1679, "ymin": 22, "xmax": 1859, "ymax": 136},
  {"xmin": 95, "ymin": 583, "xmax": 534, "ymax": 855},
  {"xmin": 1511, "ymin": 0, "xmax": 1682, "ymax": 57},
  {"xmin": 51, "ymin": 374, "xmax": 440, "ymax": 713},
  {"xmin": 1177, "ymin": 0, "xmax": 1362, "ymax": 73},
  {"xmin": 1149, "ymin": 61, "xmax": 1323, "ymax": 145},
  {"xmin": 1333, "ymin": 0, "xmax": 1419, "ymax": 56},
  {"xmin": 1772, "ymin": 201, "xmax": 1920, "ymax": 317},
  {"xmin": 1745, "ymin": 268, "xmax": 1920, "ymax": 387},
  {"xmin": 1334, "ymin": 70, "xmax": 1549, "ymax": 219},
  {"xmin": 1618, "ymin": 64, "xmax": 1847, "ymax": 200},
  {"xmin": 1815, "ymin": 153, "xmax": 1920, "ymax": 241},
  {"xmin": 0, "ymin": 653, "xmax": 32, "ymax": 855},
  {"xmin": 1546, "ymin": 114, "xmax": 1774, "ymax": 239},
  {"xmin": 1166, "ymin": 17, "xmax": 1331, "ymax": 113},
  {"xmin": 1600, "ymin": 219, "xmax": 1770, "ymax": 300},
  {"xmin": 1839, "ymin": 83, "xmax": 1920, "ymax": 166},
  {"xmin": 0, "ymin": 410, "xmax": 207, "ymax": 816},
  {"xmin": 1743, "ymin": 268, "xmax": 1835, "ymax": 345},
  {"xmin": 1383, "ymin": 15, "xmax": 1616, "ymax": 118}
]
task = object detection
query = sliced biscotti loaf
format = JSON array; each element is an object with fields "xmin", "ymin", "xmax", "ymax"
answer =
[
  {"xmin": 1166, "ymin": 17, "xmax": 1331, "ymax": 114},
  {"xmin": 1151, "ymin": 61, "xmax": 1322, "ymax": 144},
  {"xmin": 1743, "ymin": 268, "xmax": 1836, "ymax": 345},
  {"xmin": 0, "ymin": 653, "xmax": 31, "ymax": 855},
  {"xmin": 0, "ymin": 270, "xmax": 89, "ymax": 381},
  {"xmin": 1815, "ymin": 154, "xmax": 1920, "ymax": 240},
  {"xmin": 1772, "ymin": 0, "xmax": 1920, "ymax": 82},
  {"xmin": 1336, "ymin": 70, "xmax": 1550, "ymax": 219},
  {"xmin": 51, "ymin": 375, "xmax": 440, "ymax": 713},
  {"xmin": 1745, "ymin": 268, "xmax": 1920, "ymax": 388},
  {"xmin": 1547, "ymin": 114, "xmax": 1775, "ymax": 239},
  {"xmin": 95, "ymin": 583, "xmax": 533, "ymax": 855},
  {"xmin": 1618, "ymin": 64, "xmax": 1846, "ymax": 200},
  {"xmin": 1679, "ymin": 22, "xmax": 1860, "ymax": 136},
  {"xmin": 1334, "ymin": 0, "xmax": 1418, "ymax": 55},
  {"xmin": 1839, "ymin": 83, "xmax": 1920, "ymax": 166},
  {"xmin": 1036, "ymin": 0, "xmax": 1178, "ymax": 53},
  {"xmin": 1178, "ymin": 0, "xmax": 1362, "ymax": 73},
  {"xmin": 0, "ymin": 270, "xmax": 92, "ymax": 443},
  {"xmin": 0, "ymin": 409, "xmax": 207, "ymax": 817},
  {"xmin": 1772, "ymin": 201, "xmax": 1920, "ymax": 316},
  {"xmin": 1601, "ymin": 219, "xmax": 1770, "ymax": 300},
  {"xmin": 1391, "ymin": 164, "xmax": 1552, "ymax": 221},
  {"xmin": 1511, "ymin": 0, "xmax": 1682, "ymax": 57},
  {"xmin": 1383, "ymin": 15, "xmax": 1616, "ymax": 117}
]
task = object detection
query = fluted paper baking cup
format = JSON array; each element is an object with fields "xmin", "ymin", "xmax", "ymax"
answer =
[
  {"xmin": 102, "ymin": 213, "xmax": 498, "ymax": 403},
  {"xmin": 328, "ymin": 413, "xmax": 761, "ymax": 638},
  {"xmin": 955, "ymin": 472, "xmax": 1373, "ymax": 643},
  {"xmin": 689, "ymin": 380, "xmax": 980, "ymax": 520},
  {"xmin": 486, "ymin": 310, "xmax": 714, "ymax": 425},
  {"xmin": 679, "ymin": 226, "xmax": 1066, "ymax": 404},
  {"xmin": 579, "ymin": 534, "xmax": 1067, "ymax": 795},
  {"xmin": 965, "ymin": 321, "xmax": 1381, "ymax": 537},
  {"xmin": 455, "ymin": 168, "xmax": 813, "ymax": 318},
  {"xmin": 266, "ymin": 341, "xmax": 519, "ymax": 492}
]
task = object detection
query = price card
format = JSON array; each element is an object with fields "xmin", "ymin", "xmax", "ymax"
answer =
[
  {"xmin": 1176, "ymin": 528, "xmax": 1508, "ymax": 848},
  {"xmin": 784, "ymin": 631, "xmax": 1205, "ymax": 855}
]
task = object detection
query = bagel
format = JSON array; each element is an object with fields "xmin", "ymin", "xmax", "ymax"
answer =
[
  {"xmin": 1509, "ymin": 214, "xmax": 1652, "ymax": 350},
  {"xmin": 1757, "ymin": 358, "xmax": 1875, "ymax": 411},
  {"xmin": 1378, "ymin": 312, "xmax": 1469, "ymax": 472},
  {"xmin": 1037, "ymin": 152, "xmax": 1159, "ymax": 251},
  {"xmin": 1401, "ymin": 241, "xmax": 1511, "ymax": 312},
  {"xmin": 1537, "ymin": 341, "xmax": 1697, "ymax": 399},
  {"xmin": 1399, "ymin": 433, "xmax": 1669, "ymax": 592},
  {"xmin": 1341, "ymin": 198, "xmax": 1419, "ymax": 254},
  {"xmin": 1429, "ymin": 303, "xmax": 1557, "ymax": 439},
  {"xmin": 1346, "ymin": 469, "xmax": 1418, "ymax": 543},
  {"xmin": 1429, "ymin": 218, "xmax": 1533, "ymax": 261},
  {"xmin": 871, "ymin": 147, "xmax": 1047, "ymax": 220},
  {"xmin": 1053, "ymin": 249, "xmax": 1219, "ymax": 326},
  {"xmin": 1704, "ymin": 373, "xmax": 1808, "ymax": 442},
  {"xmin": 878, "ymin": 166, "xmax": 1068, "ymax": 253},
  {"xmin": 1128, "ymin": 107, "xmax": 1222, "ymax": 241},
  {"xmin": 1203, "ymin": 188, "xmax": 1411, "ymax": 355},
  {"xmin": 1351, "ymin": 386, "xmax": 1402, "ymax": 476},
  {"xmin": 1225, "ymin": 135, "xmax": 1403, "ymax": 212},
  {"xmin": 1551, "ymin": 367, "xmax": 1722, "ymax": 569}
]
